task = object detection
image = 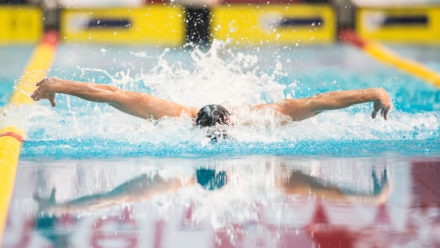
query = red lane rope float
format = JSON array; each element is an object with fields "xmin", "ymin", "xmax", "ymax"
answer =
[
  {"xmin": 0, "ymin": 132, "xmax": 25, "ymax": 142},
  {"xmin": 41, "ymin": 30, "xmax": 60, "ymax": 46},
  {"xmin": 0, "ymin": 30, "xmax": 59, "ymax": 243}
]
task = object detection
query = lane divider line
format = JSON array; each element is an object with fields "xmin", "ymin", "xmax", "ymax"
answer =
[
  {"xmin": 9, "ymin": 31, "xmax": 59, "ymax": 105},
  {"xmin": 0, "ymin": 30, "xmax": 59, "ymax": 243},
  {"xmin": 340, "ymin": 29, "xmax": 440, "ymax": 88}
]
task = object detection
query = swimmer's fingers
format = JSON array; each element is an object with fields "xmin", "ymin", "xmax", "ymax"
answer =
[
  {"xmin": 371, "ymin": 109, "xmax": 377, "ymax": 119},
  {"xmin": 35, "ymin": 77, "xmax": 55, "ymax": 86},
  {"xmin": 371, "ymin": 106, "xmax": 389, "ymax": 120},
  {"xmin": 32, "ymin": 78, "xmax": 57, "ymax": 107},
  {"xmin": 35, "ymin": 78, "xmax": 47, "ymax": 88},
  {"xmin": 34, "ymin": 188, "xmax": 57, "ymax": 211},
  {"xmin": 371, "ymin": 101, "xmax": 380, "ymax": 119},
  {"xmin": 382, "ymin": 106, "xmax": 390, "ymax": 120},
  {"xmin": 49, "ymin": 92, "xmax": 56, "ymax": 107},
  {"xmin": 30, "ymin": 88, "xmax": 41, "ymax": 101},
  {"xmin": 372, "ymin": 100, "xmax": 391, "ymax": 120}
]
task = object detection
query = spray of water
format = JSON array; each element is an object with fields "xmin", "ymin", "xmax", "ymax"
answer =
[{"xmin": 2, "ymin": 41, "xmax": 438, "ymax": 157}]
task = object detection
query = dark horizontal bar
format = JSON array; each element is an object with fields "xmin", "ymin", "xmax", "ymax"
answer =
[
  {"xmin": 277, "ymin": 17, "xmax": 323, "ymax": 27},
  {"xmin": 383, "ymin": 16, "xmax": 428, "ymax": 26},
  {"xmin": 86, "ymin": 19, "xmax": 131, "ymax": 29}
]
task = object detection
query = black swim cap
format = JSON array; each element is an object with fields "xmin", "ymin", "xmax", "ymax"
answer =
[{"xmin": 195, "ymin": 104, "xmax": 231, "ymax": 127}]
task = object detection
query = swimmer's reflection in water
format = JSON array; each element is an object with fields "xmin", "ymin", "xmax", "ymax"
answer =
[
  {"xmin": 34, "ymin": 168, "xmax": 228, "ymax": 215},
  {"xmin": 33, "ymin": 168, "xmax": 227, "ymax": 246},
  {"xmin": 33, "ymin": 166, "xmax": 389, "ymax": 215},
  {"xmin": 275, "ymin": 166, "xmax": 390, "ymax": 205},
  {"xmin": 33, "ymin": 166, "xmax": 389, "ymax": 246}
]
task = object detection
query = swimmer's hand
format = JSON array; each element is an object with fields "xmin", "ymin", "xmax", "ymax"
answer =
[
  {"xmin": 33, "ymin": 188, "xmax": 56, "ymax": 212},
  {"xmin": 371, "ymin": 88, "xmax": 392, "ymax": 120},
  {"xmin": 31, "ymin": 78, "xmax": 57, "ymax": 107}
]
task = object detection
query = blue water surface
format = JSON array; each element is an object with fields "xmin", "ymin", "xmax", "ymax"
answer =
[
  {"xmin": 0, "ymin": 45, "xmax": 34, "ymax": 105},
  {"xmin": 15, "ymin": 43, "xmax": 440, "ymax": 159},
  {"xmin": 1, "ymin": 43, "xmax": 439, "ymax": 159},
  {"xmin": 2, "ymin": 43, "xmax": 440, "ymax": 248}
]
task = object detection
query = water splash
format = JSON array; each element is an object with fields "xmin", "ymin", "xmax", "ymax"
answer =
[{"xmin": 3, "ymin": 42, "xmax": 438, "ymax": 158}]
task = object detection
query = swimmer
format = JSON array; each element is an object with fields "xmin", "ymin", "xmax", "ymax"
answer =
[{"xmin": 31, "ymin": 78, "xmax": 392, "ymax": 138}]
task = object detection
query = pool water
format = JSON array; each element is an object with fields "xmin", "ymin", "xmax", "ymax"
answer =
[
  {"xmin": 2, "ymin": 42, "xmax": 440, "ymax": 247},
  {"xmin": 11, "ymin": 42, "xmax": 440, "ymax": 158},
  {"xmin": 0, "ymin": 46, "xmax": 34, "ymax": 106}
]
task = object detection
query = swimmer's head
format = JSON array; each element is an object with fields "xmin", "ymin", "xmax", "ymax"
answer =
[
  {"xmin": 195, "ymin": 104, "xmax": 231, "ymax": 127},
  {"xmin": 195, "ymin": 104, "xmax": 232, "ymax": 142}
]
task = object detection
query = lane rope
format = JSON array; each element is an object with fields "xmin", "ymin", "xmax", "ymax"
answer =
[
  {"xmin": 0, "ymin": 30, "xmax": 59, "ymax": 243},
  {"xmin": 340, "ymin": 29, "xmax": 440, "ymax": 88},
  {"xmin": 0, "ymin": 132, "xmax": 25, "ymax": 142}
]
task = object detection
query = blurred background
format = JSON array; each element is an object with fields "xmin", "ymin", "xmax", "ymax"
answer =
[{"xmin": 0, "ymin": 0, "xmax": 439, "ymax": 47}]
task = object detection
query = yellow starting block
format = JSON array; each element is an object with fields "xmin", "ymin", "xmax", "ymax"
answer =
[
  {"xmin": 61, "ymin": 6, "xmax": 185, "ymax": 46},
  {"xmin": 0, "ymin": 6, "xmax": 42, "ymax": 44},
  {"xmin": 357, "ymin": 7, "xmax": 440, "ymax": 45},
  {"xmin": 212, "ymin": 4, "xmax": 336, "ymax": 45}
]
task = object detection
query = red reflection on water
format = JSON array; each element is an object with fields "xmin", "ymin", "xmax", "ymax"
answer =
[
  {"xmin": 3, "ymin": 159, "xmax": 440, "ymax": 247},
  {"xmin": 410, "ymin": 161, "xmax": 440, "ymax": 209},
  {"xmin": 305, "ymin": 203, "xmax": 355, "ymax": 248}
]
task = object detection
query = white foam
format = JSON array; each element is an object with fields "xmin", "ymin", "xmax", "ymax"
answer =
[{"xmin": 3, "ymin": 42, "xmax": 438, "ymax": 145}]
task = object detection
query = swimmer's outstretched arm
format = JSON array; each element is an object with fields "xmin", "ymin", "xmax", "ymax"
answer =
[
  {"xmin": 31, "ymin": 78, "xmax": 199, "ymax": 119},
  {"xmin": 255, "ymin": 88, "xmax": 392, "ymax": 121}
]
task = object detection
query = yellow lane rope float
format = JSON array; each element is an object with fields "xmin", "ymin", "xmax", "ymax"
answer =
[
  {"xmin": 0, "ymin": 31, "xmax": 59, "ymax": 242},
  {"xmin": 340, "ymin": 29, "xmax": 440, "ymax": 88}
]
